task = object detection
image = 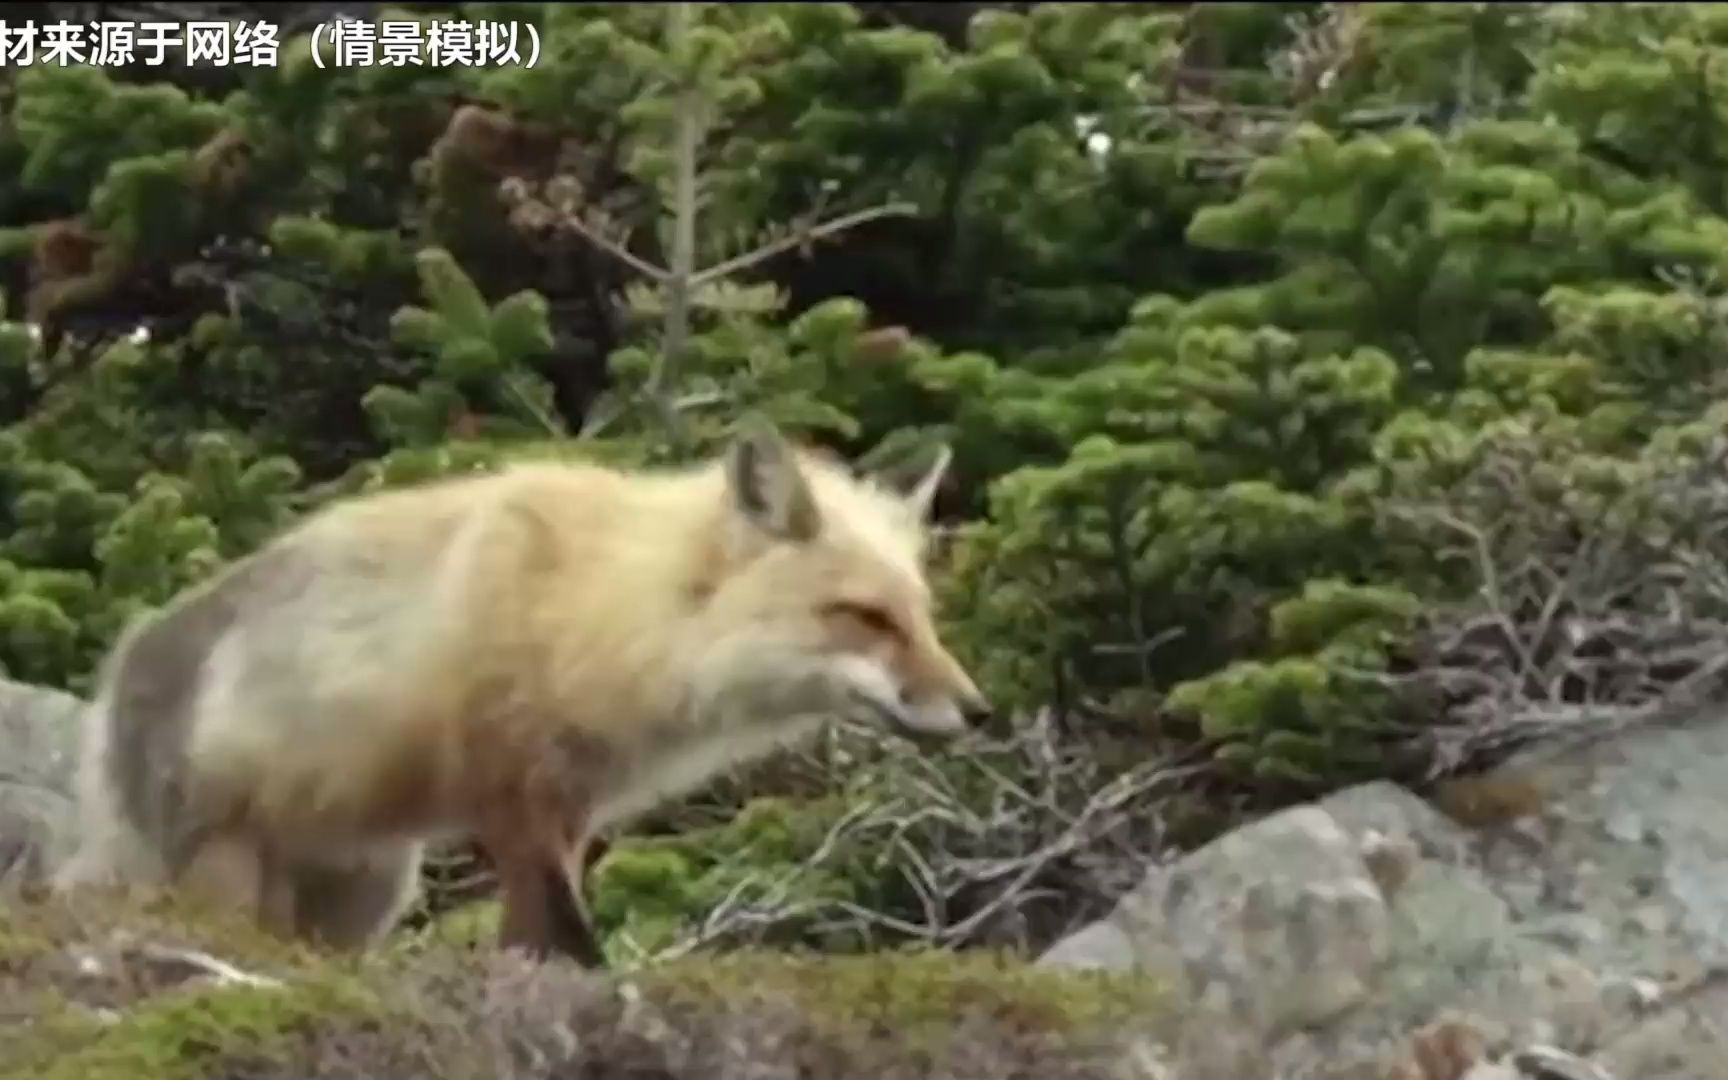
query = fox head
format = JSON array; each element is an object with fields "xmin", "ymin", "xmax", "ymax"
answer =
[{"xmin": 691, "ymin": 420, "xmax": 992, "ymax": 742}]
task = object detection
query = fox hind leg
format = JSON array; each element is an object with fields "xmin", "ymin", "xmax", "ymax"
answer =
[{"xmin": 176, "ymin": 828, "xmax": 299, "ymax": 939}]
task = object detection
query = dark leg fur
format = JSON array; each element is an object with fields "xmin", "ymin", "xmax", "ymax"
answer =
[
  {"xmin": 291, "ymin": 846, "xmax": 425, "ymax": 951},
  {"xmin": 484, "ymin": 809, "xmax": 607, "ymax": 969},
  {"xmin": 492, "ymin": 847, "xmax": 606, "ymax": 968},
  {"xmin": 534, "ymin": 858, "xmax": 607, "ymax": 968}
]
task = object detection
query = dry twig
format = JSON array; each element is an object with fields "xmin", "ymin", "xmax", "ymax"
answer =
[{"xmin": 1366, "ymin": 429, "xmax": 1728, "ymax": 780}]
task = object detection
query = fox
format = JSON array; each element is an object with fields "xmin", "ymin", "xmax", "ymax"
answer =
[{"xmin": 51, "ymin": 419, "xmax": 991, "ymax": 966}]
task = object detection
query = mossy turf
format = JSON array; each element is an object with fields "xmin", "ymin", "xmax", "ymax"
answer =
[
  {"xmin": 641, "ymin": 946, "xmax": 1166, "ymax": 1041},
  {"xmin": 0, "ymin": 888, "xmax": 398, "ymax": 1080},
  {"xmin": 0, "ymin": 888, "xmax": 1170, "ymax": 1080}
]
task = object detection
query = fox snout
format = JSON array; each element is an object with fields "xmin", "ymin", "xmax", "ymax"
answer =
[
  {"xmin": 831, "ymin": 653, "xmax": 992, "ymax": 742},
  {"xmin": 903, "ymin": 684, "xmax": 993, "ymax": 737},
  {"xmin": 914, "ymin": 647, "xmax": 993, "ymax": 737},
  {"xmin": 958, "ymin": 689, "xmax": 993, "ymax": 726},
  {"xmin": 888, "ymin": 688, "xmax": 992, "ymax": 745}
]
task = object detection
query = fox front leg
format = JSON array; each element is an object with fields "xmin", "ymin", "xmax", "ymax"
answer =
[
  {"xmin": 484, "ymin": 816, "xmax": 607, "ymax": 968},
  {"xmin": 529, "ymin": 849, "xmax": 606, "ymax": 968}
]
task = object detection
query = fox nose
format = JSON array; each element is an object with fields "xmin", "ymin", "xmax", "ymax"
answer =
[{"xmin": 960, "ymin": 694, "xmax": 993, "ymax": 727}]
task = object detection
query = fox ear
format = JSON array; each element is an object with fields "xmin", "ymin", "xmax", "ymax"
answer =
[
  {"xmin": 872, "ymin": 441, "xmax": 952, "ymax": 521},
  {"xmin": 725, "ymin": 419, "xmax": 822, "ymax": 542}
]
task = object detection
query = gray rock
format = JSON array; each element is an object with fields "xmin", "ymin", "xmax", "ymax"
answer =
[
  {"xmin": 0, "ymin": 678, "xmax": 84, "ymax": 889},
  {"xmin": 1042, "ymin": 705, "xmax": 1728, "ymax": 1078},
  {"xmin": 1042, "ymin": 803, "xmax": 1394, "ymax": 1076},
  {"xmin": 1036, "ymin": 917, "xmax": 1136, "ymax": 971}
]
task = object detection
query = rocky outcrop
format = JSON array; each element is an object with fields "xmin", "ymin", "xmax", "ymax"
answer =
[
  {"xmin": 0, "ymin": 678, "xmax": 83, "ymax": 890},
  {"xmin": 1041, "ymin": 709, "xmax": 1728, "ymax": 1079}
]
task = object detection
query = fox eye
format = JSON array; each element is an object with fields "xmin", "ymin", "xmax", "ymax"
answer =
[{"xmin": 827, "ymin": 600, "xmax": 899, "ymax": 638}]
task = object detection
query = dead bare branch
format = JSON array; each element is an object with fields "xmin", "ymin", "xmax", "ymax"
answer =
[
  {"xmin": 545, "ymin": 209, "xmax": 670, "ymax": 284},
  {"xmin": 1373, "ymin": 425, "xmax": 1728, "ymax": 781},
  {"xmin": 624, "ymin": 713, "xmax": 1201, "ymax": 961},
  {"xmin": 689, "ymin": 202, "xmax": 919, "ymax": 288}
]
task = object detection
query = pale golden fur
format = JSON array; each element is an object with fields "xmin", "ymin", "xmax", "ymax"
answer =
[{"xmin": 54, "ymin": 423, "xmax": 989, "ymax": 963}]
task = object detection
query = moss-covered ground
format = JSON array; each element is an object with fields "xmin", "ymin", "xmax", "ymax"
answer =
[{"xmin": 0, "ymin": 887, "xmax": 1173, "ymax": 1080}]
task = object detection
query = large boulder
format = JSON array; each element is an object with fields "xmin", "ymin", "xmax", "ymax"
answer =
[{"xmin": 1041, "ymin": 708, "xmax": 1728, "ymax": 1079}]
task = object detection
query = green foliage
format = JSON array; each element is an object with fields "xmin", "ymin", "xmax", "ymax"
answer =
[
  {"xmin": 590, "ymin": 794, "xmax": 884, "ymax": 958},
  {"xmin": 1268, "ymin": 579, "xmax": 1422, "ymax": 657},
  {"xmin": 936, "ymin": 314, "xmax": 1396, "ymax": 737},
  {"xmin": 267, "ymin": 215, "xmax": 416, "ymax": 286},
  {"xmin": 148, "ymin": 433, "xmax": 304, "ymax": 558},
  {"xmin": 1165, "ymin": 655, "xmax": 1391, "ymax": 786},
  {"xmin": 0, "ymin": 303, "xmax": 322, "ymax": 689},
  {"xmin": 916, "ymin": 2, "xmax": 1728, "ymax": 793},
  {"xmin": 368, "ymin": 246, "xmax": 560, "ymax": 446},
  {"xmin": 0, "ymin": 562, "xmax": 89, "ymax": 686},
  {"xmin": 589, "ymin": 290, "xmax": 945, "ymax": 461},
  {"xmin": 1180, "ymin": 117, "xmax": 1718, "ymax": 389},
  {"xmin": 1163, "ymin": 576, "xmax": 1422, "ymax": 786},
  {"xmin": 1324, "ymin": 2, "xmax": 1545, "ymax": 114},
  {"xmin": 1529, "ymin": 2, "xmax": 1728, "ymax": 212},
  {"xmin": 93, "ymin": 480, "xmax": 222, "ymax": 602},
  {"xmin": 10, "ymin": 65, "xmax": 227, "ymax": 203}
]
